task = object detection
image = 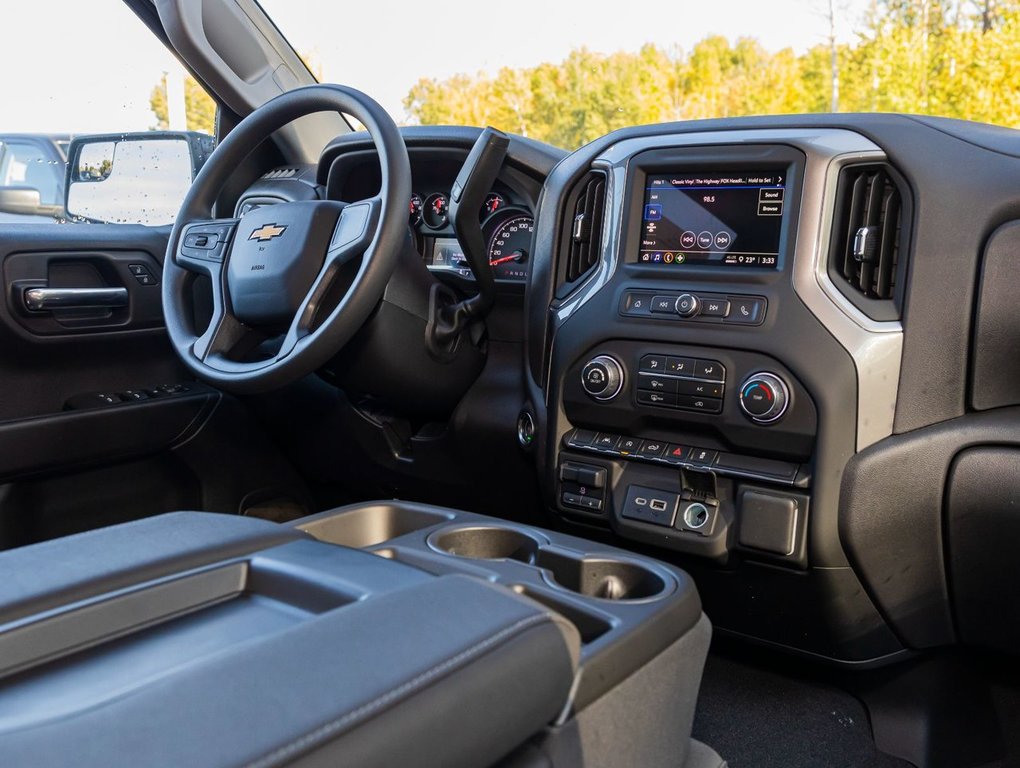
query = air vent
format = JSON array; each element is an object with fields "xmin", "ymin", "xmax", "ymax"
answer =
[
  {"xmin": 829, "ymin": 163, "xmax": 910, "ymax": 318},
  {"xmin": 558, "ymin": 170, "xmax": 607, "ymax": 295},
  {"xmin": 262, "ymin": 167, "xmax": 300, "ymax": 180}
]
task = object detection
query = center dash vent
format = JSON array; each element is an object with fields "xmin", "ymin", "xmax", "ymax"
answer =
[
  {"xmin": 558, "ymin": 170, "xmax": 607, "ymax": 297},
  {"xmin": 829, "ymin": 163, "xmax": 910, "ymax": 320}
]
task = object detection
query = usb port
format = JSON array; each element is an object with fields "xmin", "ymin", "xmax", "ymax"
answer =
[{"xmin": 650, "ymin": 499, "xmax": 668, "ymax": 512}]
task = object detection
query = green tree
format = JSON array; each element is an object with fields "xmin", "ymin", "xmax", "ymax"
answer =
[{"xmin": 150, "ymin": 74, "xmax": 216, "ymax": 133}]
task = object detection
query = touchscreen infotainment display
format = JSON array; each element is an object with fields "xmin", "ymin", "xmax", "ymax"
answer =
[{"xmin": 637, "ymin": 171, "xmax": 786, "ymax": 268}]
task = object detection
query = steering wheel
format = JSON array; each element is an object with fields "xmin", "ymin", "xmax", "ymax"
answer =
[{"xmin": 162, "ymin": 84, "xmax": 411, "ymax": 393}]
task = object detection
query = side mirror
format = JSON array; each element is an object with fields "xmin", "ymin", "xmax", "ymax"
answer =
[
  {"xmin": 0, "ymin": 186, "xmax": 62, "ymax": 218},
  {"xmin": 65, "ymin": 131, "xmax": 215, "ymax": 226}
]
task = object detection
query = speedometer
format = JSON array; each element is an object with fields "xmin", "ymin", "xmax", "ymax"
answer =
[{"xmin": 486, "ymin": 214, "xmax": 533, "ymax": 281}]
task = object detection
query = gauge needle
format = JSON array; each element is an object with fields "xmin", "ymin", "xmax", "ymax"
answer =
[{"xmin": 489, "ymin": 251, "xmax": 525, "ymax": 267}]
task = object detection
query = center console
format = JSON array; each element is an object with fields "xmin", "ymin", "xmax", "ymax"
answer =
[{"xmin": 527, "ymin": 131, "xmax": 909, "ymax": 665}]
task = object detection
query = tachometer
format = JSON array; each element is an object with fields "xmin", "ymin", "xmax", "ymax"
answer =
[{"xmin": 486, "ymin": 214, "xmax": 533, "ymax": 281}]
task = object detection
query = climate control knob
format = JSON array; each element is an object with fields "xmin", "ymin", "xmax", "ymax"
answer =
[
  {"xmin": 581, "ymin": 355, "xmax": 625, "ymax": 401},
  {"xmin": 738, "ymin": 372, "xmax": 790, "ymax": 424}
]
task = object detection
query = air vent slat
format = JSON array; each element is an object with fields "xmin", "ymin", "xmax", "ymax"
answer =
[
  {"xmin": 830, "ymin": 163, "xmax": 908, "ymax": 311},
  {"xmin": 558, "ymin": 170, "xmax": 608, "ymax": 295}
]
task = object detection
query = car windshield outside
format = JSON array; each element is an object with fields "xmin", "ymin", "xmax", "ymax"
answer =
[{"xmin": 260, "ymin": 0, "xmax": 1020, "ymax": 149}]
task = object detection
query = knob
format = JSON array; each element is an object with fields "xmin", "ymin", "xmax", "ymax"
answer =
[
  {"xmin": 674, "ymin": 293, "xmax": 701, "ymax": 318},
  {"xmin": 581, "ymin": 355, "xmax": 625, "ymax": 401},
  {"xmin": 739, "ymin": 372, "xmax": 790, "ymax": 424}
]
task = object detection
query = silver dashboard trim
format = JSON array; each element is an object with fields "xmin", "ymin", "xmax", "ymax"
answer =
[{"xmin": 555, "ymin": 129, "xmax": 903, "ymax": 451}]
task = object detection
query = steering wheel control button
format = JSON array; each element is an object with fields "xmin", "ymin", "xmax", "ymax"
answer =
[
  {"xmin": 726, "ymin": 296, "xmax": 766, "ymax": 325},
  {"xmin": 739, "ymin": 372, "xmax": 790, "ymax": 424},
  {"xmin": 674, "ymin": 293, "xmax": 700, "ymax": 318},
  {"xmin": 622, "ymin": 486, "xmax": 679, "ymax": 527},
  {"xmin": 582, "ymin": 355, "xmax": 625, "ymax": 401}
]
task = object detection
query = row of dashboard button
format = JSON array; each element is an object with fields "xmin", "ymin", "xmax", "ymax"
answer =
[
  {"xmin": 639, "ymin": 355, "xmax": 725, "ymax": 381},
  {"xmin": 621, "ymin": 291, "xmax": 766, "ymax": 325},
  {"xmin": 564, "ymin": 429, "xmax": 801, "ymax": 485}
]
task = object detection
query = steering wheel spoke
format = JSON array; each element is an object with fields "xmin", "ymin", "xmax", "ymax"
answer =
[{"xmin": 276, "ymin": 196, "xmax": 382, "ymax": 359}]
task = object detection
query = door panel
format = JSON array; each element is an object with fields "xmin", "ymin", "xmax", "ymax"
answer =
[{"xmin": 0, "ymin": 223, "xmax": 312, "ymax": 547}]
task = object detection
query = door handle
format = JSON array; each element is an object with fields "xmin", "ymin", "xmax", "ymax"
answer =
[{"xmin": 23, "ymin": 287, "xmax": 129, "ymax": 312}]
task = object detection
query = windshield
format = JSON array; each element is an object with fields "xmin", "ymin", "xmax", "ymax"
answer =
[{"xmin": 262, "ymin": 0, "xmax": 1020, "ymax": 149}]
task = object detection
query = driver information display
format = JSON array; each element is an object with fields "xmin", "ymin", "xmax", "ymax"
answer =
[{"xmin": 637, "ymin": 172, "xmax": 785, "ymax": 268}]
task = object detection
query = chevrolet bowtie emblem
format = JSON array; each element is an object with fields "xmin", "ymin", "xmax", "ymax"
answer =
[{"xmin": 249, "ymin": 223, "xmax": 287, "ymax": 242}]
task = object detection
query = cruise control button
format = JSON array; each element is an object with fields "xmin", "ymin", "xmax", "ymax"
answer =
[
  {"xmin": 727, "ymin": 297, "xmax": 766, "ymax": 325},
  {"xmin": 640, "ymin": 354, "xmax": 666, "ymax": 373},
  {"xmin": 666, "ymin": 356, "xmax": 696, "ymax": 376},
  {"xmin": 700, "ymin": 298, "xmax": 730, "ymax": 317},
  {"xmin": 694, "ymin": 360, "xmax": 726, "ymax": 382},
  {"xmin": 651, "ymin": 295, "xmax": 677, "ymax": 314},
  {"xmin": 639, "ymin": 440, "xmax": 668, "ymax": 459},
  {"xmin": 639, "ymin": 374, "xmax": 678, "ymax": 394},
  {"xmin": 677, "ymin": 395, "xmax": 723, "ymax": 413},
  {"xmin": 637, "ymin": 390, "xmax": 677, "ymax": 407},
  {"xmin": 677, "ymin": 380, "xmax": 723, "ymax": 398}
]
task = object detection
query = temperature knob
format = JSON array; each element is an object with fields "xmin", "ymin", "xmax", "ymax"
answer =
[
  {"xmin": 581, "ymin": 355, "xmax": 625, "ymax": 401},
  {"xmin": 739, "ymin": 372, "xmax": 790, "ymax": 424}
]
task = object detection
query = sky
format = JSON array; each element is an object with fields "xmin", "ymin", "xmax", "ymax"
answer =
[{"xmin": 2, "ymin": 0, "xmax": 872, "ymax": 134}]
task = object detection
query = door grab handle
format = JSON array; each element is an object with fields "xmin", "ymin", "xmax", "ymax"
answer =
[{"xmin": 23, "ymin": 287, "xmax": 129, "ymax": 312}]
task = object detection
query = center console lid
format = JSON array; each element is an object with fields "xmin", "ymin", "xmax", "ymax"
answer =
[{"xmin": 0, "ymin": 513, "xmax": 579, "ymax": 768}]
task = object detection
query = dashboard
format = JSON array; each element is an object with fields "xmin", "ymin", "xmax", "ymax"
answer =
[{"xmin": 239, "ymin": 116, "xmax": 1020, "ymax": 669}]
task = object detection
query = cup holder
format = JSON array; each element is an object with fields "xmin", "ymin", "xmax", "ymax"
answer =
[
  {"xmin": 428, "ymin": 525, "xmax": 546, "ymax": 564},
  {"xmin": 537, "ymin": 550, "xmax": 668, "ymax": 602}
]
